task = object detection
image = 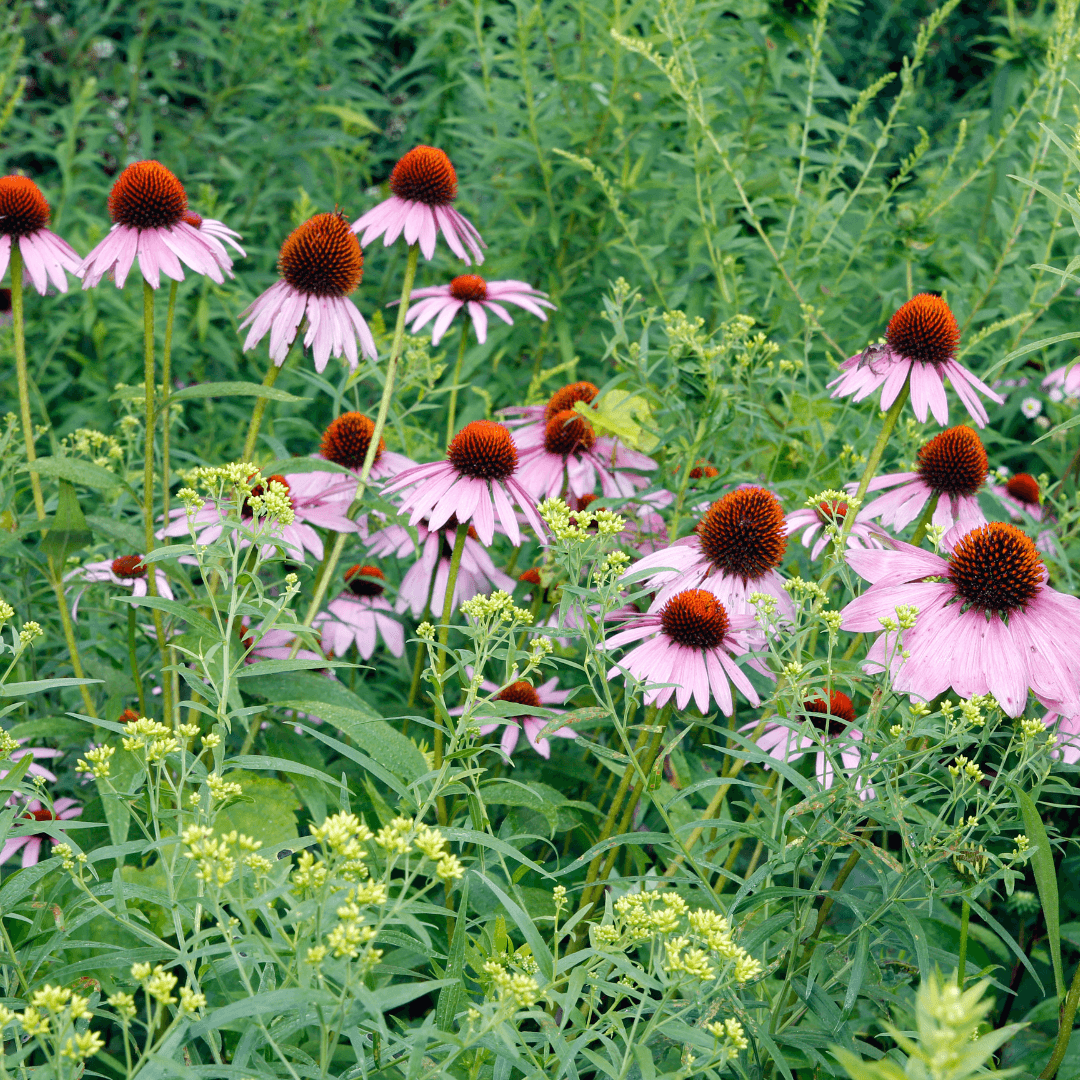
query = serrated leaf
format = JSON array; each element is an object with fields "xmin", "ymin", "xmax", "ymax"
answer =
[{"xmin": 574, "ymin": 388, "xmax": 657, "ymax": 451}]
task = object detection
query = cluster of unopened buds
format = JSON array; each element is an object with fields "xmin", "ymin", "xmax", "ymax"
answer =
[
  {"xmin": 481, "ymin": 958, "xmax": 541, "ymax": 1010},
  {"xmin": 460, "ymin": 590, "xmax": 533, "ymax": 626},
  {"xmin": 122, "ymin": 717, "xmax": 179, "ymax": 762},
  {"xmin": 183, "ymin": 825, "xmax": 271, "ymax": 887},
  {"xmin": 0, "ymin": 985, "xmax": 104, "ymax": 1061},
  {"xmin": 948, "ymin": 756, "xmax": 986, "ymax": 785},
  {"xmin": 537, "ymin": 496, "xmax": 626, "ymax": 542},
  {"xmin": 594, "ymin": 891, "xmax": 763, "ymax": 986}
]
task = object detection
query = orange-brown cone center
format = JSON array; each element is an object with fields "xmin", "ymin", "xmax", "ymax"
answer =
[
  {"xmin": 803, "ymin": 690, "xmax": 856, "ymax": 738},
  {"xmin": 544, "ymin": 409, "xmax": 596, "ymax": 456},
  {"xmin": 948, "ymin": 522, "xmax": 1043, "ymax": 617},
  {"xmin": 697, "ymin": 487, "xmax": 787, "ymax": 581},
  {"xmin": 389, "ymin": 146, "xmax": 457, "ymax": 206},
  {"xmin": 689, "ymin": 460, "xmax": 718, "ymax": 480},
  {"xmin": 111, "ymin": 555, "xmax": 146, "ymax": 579},
  {"xmin": 885, "ymin": 293, "xmax": 960, "ymax": 366},
  {"xmin": 0, "ymin": 176, "xmax": 51, "ymax": 236},
  {"xmin": 183, "ymin": 210, "xmax": 203, "ymax": 228},
  {"xmin": 447, "ymin": 420, "xmax": 518, "ymax": 481},
  {"xmin": 108, "ymin": 160, "xmax": 187, "ymax": 230},
  {"xmin": 496, "ymin": 680, "xmax": 542, "ymax": 711},
  {"xmin": 450, "ymin": 275, "xmax": 487, "ymax": 302},
  {"xmin": 344, "ymin": 564, "xmax": 385, "ymax": 597},
  {"xmin": 916, "ymin": 425, "xmax": 988, "ymax": 497},
  {"xmin": 321, "ymin": 412, "xmax": 384, "ymax": 470},
  {"xmin": 278, "ymin": 212, "xmax": 363, "ymax": 297},
  {"xmin": 659, "ymin": 589, "xmax": 730, "ymax": 650},
  {"xmin": 544, "ymin": 381, "xmax": 599, "ymax": 423},
  {"xmin": 1006, "ymin": 473, "xmax": 1040, "ymax": 506}
]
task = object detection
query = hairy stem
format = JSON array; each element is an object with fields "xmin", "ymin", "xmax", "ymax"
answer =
[
  {"xmin": 296, "ymin": 243, "xmax": 420, "ymax": 642},
  {"xmin": 446, "ymin": 319, "xmax": 470, "ymax": 447},
  {"xmin": 11, "ymin": 246, "xmax": 97, "ymax": 715},
  {"xmin": 242, "ymin": 360, "xmax": 282, "ymax": 463}
]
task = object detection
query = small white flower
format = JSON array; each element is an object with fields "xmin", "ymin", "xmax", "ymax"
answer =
[{"xmin": 1021, "ymin": 397, "xmax": 1043, "ymax": 418}]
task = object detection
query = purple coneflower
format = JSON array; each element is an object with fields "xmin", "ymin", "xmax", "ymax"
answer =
[
  {"xmin": 455, "ymin": 677, "xmax": 575, "ymax": 759},
  {"xmin": 65, "ymin": 554, "xmax": 173, "ymax": 619},
  {"xmin": 404, "ymin": 274, "xmax": 554, "ymax": 344},
  {"xmin": 828, "ymin": 294, "xmax": 1002, "ymax": 427},
  {"xmin": 182, "ymin": 210, "xmax": 245, "ymax": 264},
  {"xmin": 1, "ymin": 741, "xmax": 62, "ymax": 787},
  {"xmin": 0, "ymin": 799, "xmax": 82, "ymax": 868},
  {"xmin": 0, "ymin": 175, "xmax": 81, "ymax": 293},
  {"xmin": 383, "ymin": 420, "xmax": 545, "ymax": 547},
  {"xmin": 604, "ymin": 588, "xmax": 764, "ymax": 715},
  {"xmin": 626, "ymin": 487, "xmax": 794, "ymax": 622},
  {"xmin": 856, "ymin": 425, "xmax": 988, "ymax": 545},
  {"xmin": 364, "ymin": 519, "xmax": 515, "ymax": 616},
  {"xmin": 353, "ymin": 145, "xmax": 485, "ymax": 264},
  {"xmin": 750, "ymin": 691, "xmax": 870, "ymax": 796},
  {"xmin": 162, "ymin": 472, "xmax": 358, "ymax": 561},
  {"xmin": 785, "ymin": 498, "xmax": 879, "ymax": 560},
  {"xmin": 1042, "ymin": 362, "xmax": 1080, "ymax": 399},
  {"xmin": 840, "ymin": 523, "xmax": 1080, "ymax": 716},
  {"xmin": 314, "ymin": 565, "xmax": 404, "ymax": 660},
  {"xmin": 1043, "ymin": 709, "xmax": 1080, "ymax": 765},
  {"xmin": 77, "ymin": 160, "xmax": 230, "ymax": 289},
  {"xmin": 239, "ymin": 212, "xmax": 376, "ymax": 372}
]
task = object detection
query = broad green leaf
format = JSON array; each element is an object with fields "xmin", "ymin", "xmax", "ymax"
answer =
[
  {"xmin": 39, "ymin": 480, "xmax": 92, "ymax": 560},
  {"xmin": 574, "ymin": 388, "xmax": 657, "ymax": 451},
  {"xmin": 217, "ymin": 772, "xmax": 300, "ymax": 849},
  {"xmin": 436, "ymin": 877, "xmax": 470, "ymax": 1031},
  {"xmin": 480, "ymin": 779, "xmax": 560, "ymax": 833},
  {"xmin": 166, "ymin": 380, "xmax": 306, "ymax": 405},
  {"xmin": 1016, "ymin": 785, "xmax": 1063, "ymax": 998},
  {"xmin": 28, "ymin": 456, "xmax": 122, "ymax": 493}
]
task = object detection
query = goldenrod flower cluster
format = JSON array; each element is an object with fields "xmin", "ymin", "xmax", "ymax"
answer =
[
  {"xmin": 183, "ymin": 825, "xmax": 268, "ymax": 888},
  {"xmin": 537, "ymin": 496, "xmax": 626, "ymax": 542},
  {"xmin": 481, "ymin": 960, "xmax": 540, "ymax": 1010},
  {"xmin": 122, "ymin": 717, "xmax": 179, "ymax": 762},
  {"xmin": 460, "ymin": 590, "xmax": 533, "ymax": 624},
  {"xmin": 76, "ymin": 744, "xmax": 114, "ymax": 779}
]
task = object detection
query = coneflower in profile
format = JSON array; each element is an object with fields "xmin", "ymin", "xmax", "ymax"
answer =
[
  {"xmin": 182, "ymin": 210, "xmax": 245, "ymax": 266},
  {"xmin": 0, "ymin": 175, "xmax": 80, "ymax": 293},
  {"xmin": 828, "ymin": 293, "xmax": 1003, "ymax": 426},
  {"xmin": 77, "ymin": 160, "xmax": 231, "ymax": 289},
  {"xmin": 314, "ymin": 565, "xmax": 404, "ymax": 661},
  {"xmin": 239, "ymin": 212, "xmax": 376, "ymax": 372},
  {"xmin": 352, "ymin": 146, "xmax": 485, "ymax": 264},
  {"xmin": 404, "ymin": 275, "xmax": 554, "ymax": 344}
]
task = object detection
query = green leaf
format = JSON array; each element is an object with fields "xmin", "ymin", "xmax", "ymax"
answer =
[
  {"xmin": 260, "ymin": 457, "xmax": 357, "ymax": 477},
  {"xmin": 86, "ymin": 514, "xmax": 145, "ymax": 549},
  {"xmin": 235, "ymin": 658, "xmax": 345, "ymax": 678},
  {"xmin": 113, "ymin": 594, "xmax": 218, "ymax": 637},
  {"xmin": 166, "ymin": 380, "xmax": 306, "ymax": 405},
  {"xmin": 1032, "ymin": 410, "xmax": 1080, "ymax": 445},
  {"xmin": 217, "ymin": 772, "xmax": 300, "ymax": 849},
  {"xmin": 574, "ymin": 388, "xmax": 657, "ymax": 451},
  {"xmin": 436, "ymin": 877, "xmax": 470, "ymax": 1031},
  {"xmin": 475, "ymin": 873, "xmax": 552, "ymax": 981},
  {"xmin": 28, "ymin": 456, "xmax": 122, "ymax": 493},
  {"xmin": 1, "ymin": 677, "xmax": 101, "ymax": 697},
  {"xmin": 188, "ymin": 988, "xmax": 337, "ymax": 1037},
  {"xmin": 479, "ymin": 779, "xmax": 559, "ymax": 833},
  {"xmin": 39, "ymin": 480, "xmax": 93, "ymax": 560},
  {"xmin": 842, "ymin": 926, "xmax": 870, "ymax": 1019},
  {"xmin": 314, "ymin": 103, "xmax": 381, "ymax": 133},
  {"xmin": 978, "ymin": 330, "xmax": 1080, "ymax": 382},
  {"xmin": 1015, "ymin": 785, "xmax": 1063, "ymax": 998}
]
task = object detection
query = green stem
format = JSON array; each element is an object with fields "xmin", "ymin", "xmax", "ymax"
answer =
[
  {"xmin": 159, "ymin": 280, "xmax": 178, "ymax": 529},
  {"xmin": 909, "ymin": 490, "xmax": 940, "ymax": 548},
  {"xmin": 128, "ymin": 606, "xmax": 147, "ymax": 717},
  {"xmin": 141, "ymin": 281, "xmax": 170, "ymax": 719},
  {"xmin": 446, "ymin": 319, "xmax": 470, "ymax": 447},
  {"xmin": 11, "ymin": 245, "xmax": 96, "ymax": 716},
  {"xmin": 295, "ymin": 243, "xmax": 421, "ymax": 641},
  {"xmin": 1040, "ymin": 958, "xmax": 1080, "ymax": 1079},
  {"xmin": 433, "ymin": 523, "xmax": 469, "ymax": 826},
  {"xmin": 242, "ymin": 360, "xmax": 282, "ymax": 463},
  {"xmin": 958, "ymin": 897, "xmax": 970, "ymax": 989}
]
